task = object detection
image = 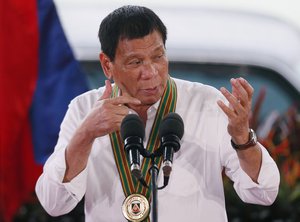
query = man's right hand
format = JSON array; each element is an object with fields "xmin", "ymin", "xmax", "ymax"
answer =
[
  {"xmin": 63, "ymin": 80, "xmax": 140, "ymax": 182},
  {"xmin": 79, "ymin": 80, "xmax": 141, "ymax": 141}
]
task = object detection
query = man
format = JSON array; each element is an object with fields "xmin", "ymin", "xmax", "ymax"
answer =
[{"xmin": 35, "ymin": 5, "xmax": 280, "ymax": 221}]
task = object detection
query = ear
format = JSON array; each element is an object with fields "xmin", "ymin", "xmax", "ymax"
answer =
[{"xmin": 99, "ymin": 52, "xmax": 113, "ymax": 80}]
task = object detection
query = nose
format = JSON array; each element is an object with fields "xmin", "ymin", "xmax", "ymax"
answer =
[{"xmin": 141, "ymin": 61, "xmax": 157, "ymax": 79}]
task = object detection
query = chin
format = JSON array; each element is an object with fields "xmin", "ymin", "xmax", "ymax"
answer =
[{"xmin": 140, "ymin": 96, "xmax": 160, "ymax": 105}]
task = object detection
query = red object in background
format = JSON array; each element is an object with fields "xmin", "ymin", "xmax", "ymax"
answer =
[{"xmin": 0, "ymin": 1, "xmax": 42, "ymax": 221}]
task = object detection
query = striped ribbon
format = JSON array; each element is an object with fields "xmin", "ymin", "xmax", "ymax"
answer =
[{"xmin": 109, "ymin": 77, "xmax": 177, "ymax": 221}]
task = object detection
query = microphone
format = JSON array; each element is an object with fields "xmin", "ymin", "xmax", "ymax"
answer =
[
  {"xmin": 120, "ymin": 114, "xmax": 145, "ymax": 183},
  {"xmin": 159, "ymin": 113, "xmax": 184, "ymax": 180}
]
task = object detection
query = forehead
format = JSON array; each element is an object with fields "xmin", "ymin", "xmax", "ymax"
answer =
[{"xmin": 116, "ymin": 31, "xmax": 165, "ymax": 57}]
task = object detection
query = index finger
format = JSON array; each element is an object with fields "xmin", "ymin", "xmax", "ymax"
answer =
[
  {"xmin": 111, "ymin": 95, "xmax": 141, "ymax": 106},
  {"xmin": 238, "ymin": 78, "xmax": 254, "ymax": 99}
]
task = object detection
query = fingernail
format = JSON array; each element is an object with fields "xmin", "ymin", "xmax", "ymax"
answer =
[
  {"xmin": 241, "ymin": 77, "xmax": 247, "ymax": 83},
  {"xmin": 220, "ymin": 87, "xmax": 226, "ymax": 93}
]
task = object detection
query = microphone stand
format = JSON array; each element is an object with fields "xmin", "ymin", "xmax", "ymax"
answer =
[
  {"xmin": 138, "ymin": 147, "xmax": 166, "ymax": 222},
  {"xmin": 138, "ymin": 148, "xmax": 162, "ymax": 222},
  {"xmin": 149, "ymin": 155, "xmax": 159, "ymax": 222}
]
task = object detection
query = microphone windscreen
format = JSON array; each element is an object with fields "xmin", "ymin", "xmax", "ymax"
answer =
[
  {"xmin": 159, "ymin": 112, "xmax": 184, "ymax": 139},
  {"xmin": 121, "ymin": 114, "xmax": 145, "ymax": 140}
]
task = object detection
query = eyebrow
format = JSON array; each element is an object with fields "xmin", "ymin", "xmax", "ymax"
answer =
[{"xmin": 124, "ymin": 44, "xmax": 165, "ymax": 59}]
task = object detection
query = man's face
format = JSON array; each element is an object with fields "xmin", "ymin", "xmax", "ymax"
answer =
[{"xmin": 108, "ymin": 31, "xmax": 169, "ymax": 106}]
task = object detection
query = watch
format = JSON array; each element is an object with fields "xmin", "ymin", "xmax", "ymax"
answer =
[{"xmin": 231, "ymin": 129, "xmax": 257, "ymax": 150}]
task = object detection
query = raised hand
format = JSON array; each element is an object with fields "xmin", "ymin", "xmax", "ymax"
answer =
[
  {"xmin": 217, "ymin": 77, "xmax": 263, "ymax": 182},
  {"xmin": 217, "ymin": 77, "xmax": 254, "ymax": 144},
  {"xmin": 63, "ymin": 80, "xmax": 141, "ymax": 182},
  {"xmin": 81, "ymin": 80, "xmax": 141, "ymax": 140}
]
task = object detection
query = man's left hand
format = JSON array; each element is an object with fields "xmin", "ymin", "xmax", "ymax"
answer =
[{"xmin": 217, "ymin": 77, "xmax": 254, "ymax": 144}]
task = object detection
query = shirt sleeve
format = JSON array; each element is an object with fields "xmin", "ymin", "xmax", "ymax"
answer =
[
  {"xmin": 215, "ymin": 91, "xmax": 280, "ymax": 206},
  {"xmin": 222, "ymin": 139, "xmax": 280, "ymax": 205},
  {"xmin": 35, "ymin": 97, "xmax": 89, "ymax": 216}
]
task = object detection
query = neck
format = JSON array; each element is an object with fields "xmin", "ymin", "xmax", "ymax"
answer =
[{"xmin": 128, "ymin": 104, "xmax": 151, "ymax": 125}]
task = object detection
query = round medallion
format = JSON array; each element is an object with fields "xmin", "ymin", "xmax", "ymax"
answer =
[{"xmin": 122, "ymin": 194, "xmax": 150, "ymax": 222}]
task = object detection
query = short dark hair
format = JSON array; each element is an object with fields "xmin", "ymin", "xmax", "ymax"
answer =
[{"xmin": 98, "ymin": 5, "xmax": 167, "ymax": 61}]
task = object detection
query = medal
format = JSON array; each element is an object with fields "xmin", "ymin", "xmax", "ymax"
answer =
[{"xmin": 122, "ymin": 194, "xmax": 150, "ymax": 222}]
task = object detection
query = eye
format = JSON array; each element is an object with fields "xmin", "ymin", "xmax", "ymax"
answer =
[
  {"xmin": 128, "ymin": 59, "xmax": 142, "ymax": 66},
  {"xmin": 153, "ymin": 52, "xmax": 164, "ymax": 61}
]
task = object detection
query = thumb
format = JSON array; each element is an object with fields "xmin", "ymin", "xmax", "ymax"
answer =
[{"xmin": 100, "ymin": 80, "xmax": 113, "ymax": 100}]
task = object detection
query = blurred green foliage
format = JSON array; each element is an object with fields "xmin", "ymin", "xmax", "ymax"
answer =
[{"xmin": 225, "ymin": 88, "xmax": 300, "ymax": 222}]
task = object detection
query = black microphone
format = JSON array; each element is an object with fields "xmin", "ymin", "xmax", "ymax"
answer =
[
  {"xmin": 159, "ymin": 113, "xmax": 184, "ymax": 180},
  {"xmin": 120, "ymin": 114, "xmax": 145, "ymax": 182}
]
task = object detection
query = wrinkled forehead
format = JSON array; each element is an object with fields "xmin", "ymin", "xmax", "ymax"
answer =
[{"xmin": 116, "ymin": 31, "xmax": 165, "ymax": 56}]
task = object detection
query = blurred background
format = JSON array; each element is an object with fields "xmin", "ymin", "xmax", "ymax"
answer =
[{"xmin": 1, "ymin": 0, "xmax": 300, "ymax": 221}]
